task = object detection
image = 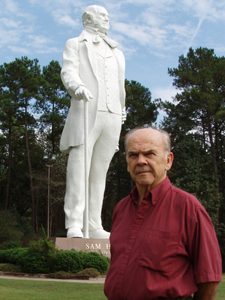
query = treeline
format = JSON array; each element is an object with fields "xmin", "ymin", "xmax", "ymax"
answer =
[{"xmin": 0, "ymin": 48, "xmax": 224, "ymax": 267}]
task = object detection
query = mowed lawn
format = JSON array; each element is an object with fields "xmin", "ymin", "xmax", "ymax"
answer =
[
  {"xmin": 0, "ymin": 276, "xmax": 224, "ymax": 300},
  {"xmin": 0, "ymin": 278, "xmax": 107, "ymax": 300}
]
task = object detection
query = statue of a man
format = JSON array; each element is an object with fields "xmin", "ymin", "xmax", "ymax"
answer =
[{"xmin": 60, "ymin": 5, "xmax": 126, "ymax": 238}]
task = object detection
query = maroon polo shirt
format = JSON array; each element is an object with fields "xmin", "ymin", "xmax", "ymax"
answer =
[{"xmin": 104, "ymin": 177, "xmax": 222, "ymax": 300}]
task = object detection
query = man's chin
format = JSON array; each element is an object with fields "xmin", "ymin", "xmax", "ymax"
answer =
[
  {"xmin": 136, "ymin": 179, "xmax": 154, "ymax": 186},
  {"xmin": 136, "ymin": 173, "xmax": 153, "ymax": 180}
]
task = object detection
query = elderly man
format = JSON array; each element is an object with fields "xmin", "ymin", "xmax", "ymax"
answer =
[
  {"xmin": 60, "ymin": 5, "xmax": 125, "ymax": 238},
  {"xmin": 104, "ymin": 127, "xmax": 222, "ymax": 300}
]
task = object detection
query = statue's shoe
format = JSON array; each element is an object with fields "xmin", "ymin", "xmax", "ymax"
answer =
[
  {"xmin": 89, "ymin": 229, "xmax": 110, "ymax": 239},
  {"xmin": 67, "ymin": 227, "xmax": 83, "ymax": 238}
]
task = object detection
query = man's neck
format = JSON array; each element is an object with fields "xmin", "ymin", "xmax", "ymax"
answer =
[{"xmin": 137, "ymin": 185, "xmax": 151, "ymax": 203}]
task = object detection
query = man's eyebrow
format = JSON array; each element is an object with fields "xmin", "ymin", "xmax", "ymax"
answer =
[
  {"xmin": 127, "ymin": 150, "xmax": 138, "ymax": 155},
  {"xmin": 127, "ymin": 149, "xmax": 156, "ymax": 155}
]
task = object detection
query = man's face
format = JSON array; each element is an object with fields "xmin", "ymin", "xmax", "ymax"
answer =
[
  {"xmin": 126, "ymin": 129, "xmax": 174, "ymax": 191},
  {"xmin": 91, "ymin": 7, "xmax": 109, "ymax": 33}
]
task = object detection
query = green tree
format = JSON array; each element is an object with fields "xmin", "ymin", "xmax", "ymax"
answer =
[
  {"xmin": 160, "ymin": 48, "xmax": 225, "ymax": 269},
  {"xmin": 161, "ymin": 47, "xmax": 225, "ymax": 228},
  {"xmin": 37, "ymin": 60, "xmax": 70, "ymax": 155},
  {"xmin": 0, "ymin": 57, "xmax": 43, "ymax": 231},
  {"xmin": 124, "ymin": 80, "xmax": 157, "ymax": 129},
  {"xmin": 34, "ymin": 61, "xmax": 69, "ymax": 236}
]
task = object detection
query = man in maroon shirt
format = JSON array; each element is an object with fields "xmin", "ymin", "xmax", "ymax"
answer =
[{"xmin": 104, "ymin": 127, "xmax": 222, "ymax": 300}]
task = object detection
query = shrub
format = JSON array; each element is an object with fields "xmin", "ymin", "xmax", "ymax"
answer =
[
  {"xmin": 48, "ymin": 268, "xmax": 100, "ymax": 279},
  {"xmin": 20, "ymin": 251, "xmax": 51, "ymax": 274},
  {"xmin": 51, "ymin": 250, "xmax": 109, "ymax": 274},
  {"xmin": 52, "ymin": 250, "xmax": 83, "ymax": 273},
  {"xmin": 0, "ymin": 247, "xmax": 28, "ymax": 264},
  {"xmin": 0, "ymin": 240, "xmax": 109, "ymax": 275},
  {"xmin": 48, "ymin": 271, "xmax": 80, "ymax": 279},
  {"xmin": 20, "ymin": 239, "xmax": 56, "ymax": 274},
  {"xmin": 0, "ymin": 263, "xmax": 22, "ymax": 272},
  {"xmin": 81, "ymin": 252, "xmax": 108, "ymax": 273},
  {"xmin": 28, "ymin": 238, "xmax": 56, "ymax": 256},
  {"xmin": 75, "ymin": 267, "xmax": 100, "ymax": 278}
]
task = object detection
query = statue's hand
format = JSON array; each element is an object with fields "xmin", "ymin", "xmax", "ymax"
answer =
[{"xmin": 74, "ymin": 86, "xmax": 93, "ymax": 101}]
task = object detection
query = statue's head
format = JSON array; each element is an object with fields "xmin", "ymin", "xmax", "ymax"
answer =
[{"xmin": 82, "ymin": 5, "xmax": 109, "ymax": 34}]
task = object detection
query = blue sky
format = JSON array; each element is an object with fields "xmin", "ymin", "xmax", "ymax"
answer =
[{"xmin": 1, "ymin": 0, "xmax": 225, "ymax": 104}]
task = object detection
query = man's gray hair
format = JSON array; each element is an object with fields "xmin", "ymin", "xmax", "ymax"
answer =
[{"xmin": 124, "ymin": 126, "xmax": 171, "ymax": 153}]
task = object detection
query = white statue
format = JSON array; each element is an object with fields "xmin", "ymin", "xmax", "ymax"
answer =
[{"xmin": 60, "ymin": 5, "xmax": 126, "ymax": 238}]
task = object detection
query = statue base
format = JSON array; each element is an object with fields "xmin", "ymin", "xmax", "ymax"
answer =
[{"xmin": 55, "ymin": 237, "xmax": 110, "ymax": 257}]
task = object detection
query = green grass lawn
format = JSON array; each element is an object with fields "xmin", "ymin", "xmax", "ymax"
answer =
[
  {"xmin": 0, "ymin": 278, "xmax": 107, "ymax": 300},
  {"xmin": 217, "ymin": 275, "xmax": 225, "ymax": 300},
  {"xmin": 0, "ymin": 276, "xmax": 224, "ymax": 300}
]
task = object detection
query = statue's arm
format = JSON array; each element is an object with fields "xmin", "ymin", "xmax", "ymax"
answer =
[
  {"xmin": 61, "ymin": 38, "xmax": 93, "ymax": 101},
  {"xmin": 61, "ymin": 38, "xmax": 85, "ymax": 97}
]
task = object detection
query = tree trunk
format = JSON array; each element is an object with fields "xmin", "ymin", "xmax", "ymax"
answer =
[
  {"xmin": 207, "ymin": 117, "xmax": 218, "ymax": 177},
  {"xmin": 24, "ymin": 107, "xmax": 37, "ymax": 232},
  {"xmin": 5, "ymin": 127, "xmax": 13, "ymax": 209}
]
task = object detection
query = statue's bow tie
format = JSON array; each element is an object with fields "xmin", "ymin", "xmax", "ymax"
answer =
[
  {"xmin": 92, "ymin": 35, "xmax": 117, "ymax": 48},
  {"xmin": 92, "ymin": 34, "xmax": 102, "ymax": 43}
]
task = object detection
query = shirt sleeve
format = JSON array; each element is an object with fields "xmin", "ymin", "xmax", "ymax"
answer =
[{"xmin": 188, "ymin": 202, "xmax": 222, "ymax": 284}]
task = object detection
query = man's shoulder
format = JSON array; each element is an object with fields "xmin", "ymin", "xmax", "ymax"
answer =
[
  {"xmin": 170, "ymin": 184, "xmax": 204, "ymax": 210},
  {"xmin": 171, "ymin": 184, "xmax": 195, "ymax": 198},
  {"xmin": 115, "ymin": 194, "xmax": 131, "ymax": 209}
]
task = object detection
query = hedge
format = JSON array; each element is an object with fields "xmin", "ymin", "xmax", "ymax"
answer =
[{"xmin": 0, "ymin": 239, "xmax": 109, "ymax": 274}]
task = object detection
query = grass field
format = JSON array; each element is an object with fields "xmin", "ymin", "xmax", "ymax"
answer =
[
  {"xmin": 0, "ymin": 278, "xmax": 107, "ymax": 300},
  {"xmin": 0, "ymin": 276, "xmax": 224, "ymax": 300},
  {"xmin": 217, "ymin": 275, "xmax": 225, "ymax": 300}
]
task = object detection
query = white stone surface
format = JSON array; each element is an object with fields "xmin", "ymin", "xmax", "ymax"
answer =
[{"xmin": 60, "ymin": 5, "xmax": 126, "ymax": 238}]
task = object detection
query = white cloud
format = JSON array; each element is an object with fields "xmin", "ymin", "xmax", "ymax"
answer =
[
  {"xmin": 3, "ymin": 0, "xmax": 20, "ymax": 14},
  {"xmin": 214, "ymin": 46, "xmax": 225, "ymax": 54},
  {"xmin": 8, "ymin": 45, "xmax": 30, "ymax": 55},
  {"xmin": 113, "ymin": 22, "xmax": 160, "ymax": 46},
  {"xmin": 3, "ymin": 0, "xmax": 221, "ymax": 60},
  {"xmin": 152, "ymin": 85, "xmax": 177, "ymax": 103},
  {"xmin": 1, "ymin": 0, "xmax": 225, "ymax": 70},
  {"xmin": 0, "ymin": 18, "xmax": 32, "ymax": 49},
  {"xmin": 180, "ymin": 0, "xmax": 225, "ymax": 21},
  {"xmin": 0, "ymin": 17, "xmax": 20, "ymax": 28},
  {"xmin": 179, "ymin": 1, "xmax": 225, "ymax": 51},
  {"xmin": 108, "ymin": 1, "xmax": 195, "ymax": 55},
  {"xmin": 28, "ymin": 35, "xmax": 50, "ymax": 48},
  {"xmin": 54, "ymin": 14, "xmax": 79, "ymax": 27},
  {"xmin": 25, "ymin": 34, "xmax": 59, "ymax": 55},
  {"xmin": 153, "ymin": 84, "xmax": 178, "ymax": 124}
]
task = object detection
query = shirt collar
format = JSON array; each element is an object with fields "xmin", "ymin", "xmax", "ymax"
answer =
[
  {"xmin": 130, "ymin": 177, "xmax": 172, "ymax": 206},
  {"xmin": 150, "ymin": 177, "xmax": 171, "ymax": 205}
]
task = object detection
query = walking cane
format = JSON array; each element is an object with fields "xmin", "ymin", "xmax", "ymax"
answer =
[{"xmin": 83, "ymin": 98, "xmax": 89, "ymax": 238}]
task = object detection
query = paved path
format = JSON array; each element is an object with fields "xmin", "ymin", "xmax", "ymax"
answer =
[{"xmin": 0, "ymin": 274, "xmax": 105, "ymax": 284}]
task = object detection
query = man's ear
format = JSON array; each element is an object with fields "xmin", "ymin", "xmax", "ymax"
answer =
[{"xmin": 166, "ymin": 152, "xmax": 174, "ymax": 171}]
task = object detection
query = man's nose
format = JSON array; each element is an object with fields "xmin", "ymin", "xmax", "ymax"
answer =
[{"xmin": 137, "ymin": 153, "xmax": 147, "ymax": 164}]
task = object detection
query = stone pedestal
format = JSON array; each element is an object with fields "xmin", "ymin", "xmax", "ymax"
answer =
[{"xmin": 55, "ymin": 237, "xmax": 110, "ymax": 257}]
